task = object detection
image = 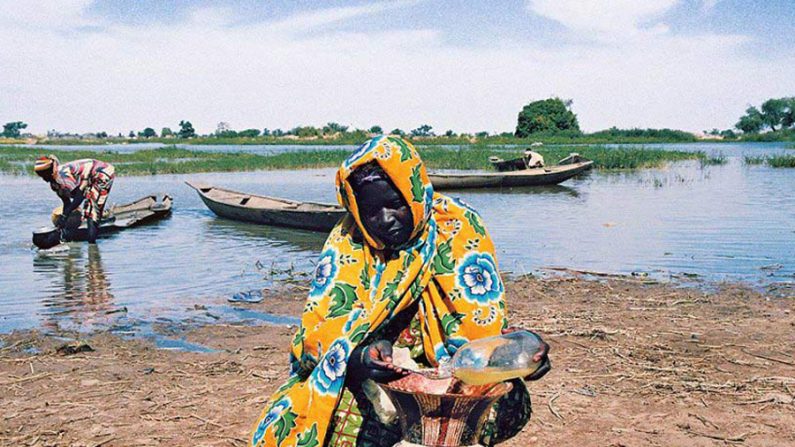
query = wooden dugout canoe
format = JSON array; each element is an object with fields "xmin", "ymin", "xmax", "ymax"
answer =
[
  {"xmin": 429, "ymin": 159, "xmax": 593, "ymax": 190},
  {"xmin": 186, "ymin": 181, "xmax": 346, "ymax": 232},
  {"xmin": 33, "ymin": 194, "xmax": 173, "ymax": 248}
]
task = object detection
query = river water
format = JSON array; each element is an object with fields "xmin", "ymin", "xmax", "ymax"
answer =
[{"xmin": 1, "ymin": 143, "xmax": 793, "ymax": 337}]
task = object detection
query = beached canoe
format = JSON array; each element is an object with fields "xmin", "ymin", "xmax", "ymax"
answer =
[
  {"xmin": 429, "ymin": 158, "xmax": 593, "ymax": 190},
  {"xmin": 186, "ymin": 181, "xmax": 346, "ymax": 232},
  {"xmin": 33, "ymin": 194, "xmax": 173, "ymax": 248}
]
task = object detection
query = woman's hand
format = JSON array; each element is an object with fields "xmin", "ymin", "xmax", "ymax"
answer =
[
  {"xmin": 348, "ymin": 340, "xmax": 408, "ymax": 383},
  {"xmin": 54, "ymin": 215, "xmax": 67, "ymax": 229},
  {"xmin": 502, "ymin": 327, "xmax": 551, "ymax": 381}
]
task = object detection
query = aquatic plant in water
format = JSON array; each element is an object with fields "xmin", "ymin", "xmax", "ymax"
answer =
[
  {"xmin": 742, "ymin": 154, "xmax": 795, "ymax": 168},
  {"xmin": 698, "ymin": 152, "xmax": 728, "ymax": 167},
  {"xmin": 766, "ymin": 154, "xmax": 795, "ymax": 168},
  {"xmin": 744, "ymin": 155, "xmax": 766, "ymax": 165}
]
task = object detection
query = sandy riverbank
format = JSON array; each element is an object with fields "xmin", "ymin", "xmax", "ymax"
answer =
[{"xmin": 1, "ymin": 276, "xmax": 793, "ymax": 446}]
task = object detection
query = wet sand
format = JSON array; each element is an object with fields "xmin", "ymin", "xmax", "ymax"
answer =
[{"xmin": 1, "ymin": 276, "xmax": 793, "ymax": 446}]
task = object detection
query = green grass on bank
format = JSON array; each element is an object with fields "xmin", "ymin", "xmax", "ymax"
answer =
[{"xmin": 0, "ymin": 145, "xmax": 707, "ymax": 176}]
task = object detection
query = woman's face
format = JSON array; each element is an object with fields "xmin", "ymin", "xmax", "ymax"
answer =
[
  {"xmin": 36, "ymin": 167, "xmax": 54, "ymax": 183},
  {"xmin": 352, "ymin": 173, "xmax": 413, "ymax": 247}
]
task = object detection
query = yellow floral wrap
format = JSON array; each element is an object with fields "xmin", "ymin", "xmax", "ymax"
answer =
[{"xmin": 251, "ymin": 136, "xmax": 508, "ymax": 447}]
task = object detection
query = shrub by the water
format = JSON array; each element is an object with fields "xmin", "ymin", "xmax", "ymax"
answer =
[
  {"xmin": 588, "ymin": 127, "xmax": 696, "ymax": 142},
  {"xmin": 739, "ymin": 129, "xmax": 795, "ymax": 142}
]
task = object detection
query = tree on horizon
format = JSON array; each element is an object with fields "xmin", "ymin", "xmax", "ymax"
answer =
[
  {"xmin": 736, "ymin": 97, "xmax": 795, "ymax": 134},
  {"xmin": 179, "ymin": 120, "xmax": 196, "ymax": 138},
  {"xmin": 515, "ymin": 98, "xmax": 580, "ymax": 137},
  {"xmin": 2, "ymin": 121, "xmax": 28, "ymax": 138},
  {"xmin": 411, "ymin": 124, "xmax": 434, "ymax": 137}
]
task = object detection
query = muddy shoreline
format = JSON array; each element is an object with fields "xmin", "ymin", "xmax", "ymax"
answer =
[{"xmin": 2, "ymin": 276, "xmax": 793, "ymax": 446}]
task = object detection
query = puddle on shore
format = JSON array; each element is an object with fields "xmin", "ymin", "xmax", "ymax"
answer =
[
  {"xmin": 221, "ymin": 306, "xmax": 301, "ymax": 326},
  {"xmin": 154, "ymin": 337, "xmax": 218, "ymax": 353}
]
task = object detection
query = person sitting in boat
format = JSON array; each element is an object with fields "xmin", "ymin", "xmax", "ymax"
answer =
[
  {"xmin": 33, "ymin": 155, "xmax": 116, "ymax": 244},
  {"xmin": 250, "ymin": 136, "xmax": 550, "ymax": 447},
  {"xmin": 524, "ymin": 149, "xmax": 545, "ymax": 168}
]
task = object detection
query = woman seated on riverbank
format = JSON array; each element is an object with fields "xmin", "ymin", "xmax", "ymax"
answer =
[{"xmin": 250, "ymin": 136, "xmax": 550, "ymax": 447}]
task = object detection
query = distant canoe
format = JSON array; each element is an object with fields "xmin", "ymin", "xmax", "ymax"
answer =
[
  {"xmin": 488, "ymin": 148, "xmax": 545, "ymax": 172},
  {"xmin": 187, "ymin": 181, "xmax": 345, "ymax": 232},
  {"xmin": 488, "ymin": 155, "xmax": 529, "ymax": 172},
  {"xmin": 33, "ymin": 194, "xmax": 173, "ymax": 248},
  {"xmin": 429, "ymin": 159, "xmax": 593, "ymax": 190}
]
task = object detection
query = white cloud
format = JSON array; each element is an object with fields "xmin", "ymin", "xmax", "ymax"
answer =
[
  {"xmin": 527, "ymin": 0, "xmax": 679, "ymax": 40},
  {"xmin": 0, "ymin": 0, "xmax": 92, "ymax": 29},
  {"xmin": 265, "ymin": 0, "xmax": 421, "ymax": 33},
  {"xmin": 702, "ymin": 0, "xmax": 722, "ymax": 12},
  {"xmin": 0, "ymin": 1, "xmax": 793, "ymax": 135}
]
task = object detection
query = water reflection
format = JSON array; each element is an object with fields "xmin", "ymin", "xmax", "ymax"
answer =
[
  {"xmin": 34, "ymin": 244, "xmax": 121, "ymax": 332},
  {"xmin": 444, "ymin": 184, "xmax": 581, "ymax": 197},
  {"xmin": 204, "ymin": 218, "xmax": 327, "ymax": 253}
]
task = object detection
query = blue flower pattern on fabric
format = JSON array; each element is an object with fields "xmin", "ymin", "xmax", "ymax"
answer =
[
  {"xmin": 446, "ymin": 337, "xmax": 469, "ymax": 355},
  {"xmin": 343, "ymin": 308, "xmax": 364, "ymax": 332},
  {"xmin": 312, "ymin": 339, "xmax": 350, "ymax": 395},
  {"xmin": 423, "ymin": 185, "xmax": 434, "ymax": 218},
  {"xmin": 452, "ymin": 197, "xmax": 478, "ymax": 215},
  {"xmin": 252, "ymin": 397, "xmax": 291, "ymax": 446},
  {"xmin": 369, "ymin": 262, "xmax": 386, "ymax": 301},
  {"xmin": 433, "ymin": 342, "xmax": 450, "ymax": 363},
  {"xmin": 289, "ymin": 352, "xmax": 300, "ymax": 375},
  {"xmin": 343, "ymin": 136, "xmax": 385, "ymax": 169},
  {"xmin": 419, "ymin": 219, "xmax": 437, "ymax": 263},
  {"xmin": 309, "ymin": 249, "xmax": 338, "ymax": 298},
  {"xmin": 456, "ymin": 252, "xmax": 503, "ymax": 304},
  {"xmin": 433, "ymin": 337, "xmax": 469, "ymax": 363}
]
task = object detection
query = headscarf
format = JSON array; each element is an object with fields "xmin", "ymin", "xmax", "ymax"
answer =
[
  {"xmin": 34, "ymin": 155, "xmax": 59, "ymax": 173},
  {"xmin": 251, "ymin": 136, "xmax": 507, "ymax": 447}
]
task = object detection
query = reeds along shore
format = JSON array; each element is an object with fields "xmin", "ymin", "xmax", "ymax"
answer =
[
  {"xmin": 23, "ymin": 127, "xmax": 795, "ymax": 146},
  {"xmin": 0, "ymin": 145, "xmax": 711, "ymax": 176},
  {"xmin": 744, "ymin": 154, "xmax": 795, "ymax": 167}
]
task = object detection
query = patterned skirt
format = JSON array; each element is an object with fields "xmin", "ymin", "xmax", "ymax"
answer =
[{"xmin": 326, "ymin": 384, "xmax": 402, "ymax": 447}]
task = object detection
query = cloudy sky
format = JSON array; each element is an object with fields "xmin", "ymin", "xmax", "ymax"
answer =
[{"xmin": 1, "ymin": 0, "xmax": 793, "ymax": 135}]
